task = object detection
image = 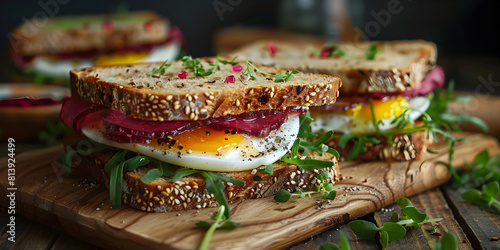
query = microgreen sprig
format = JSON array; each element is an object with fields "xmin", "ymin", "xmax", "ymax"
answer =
[
  {"xmin": 462, "ymin": 181, "xmax": 500, "ymax": 214},
  {"xmin": 257, "ymin": 164, "xmax": 274, "ymax": 175},
  {"xmin": 181, "ymin": 55, "xmax": 213, "ymax": 77},
  {"xmin": 433, "ymin": 232, "xmax": 458, "ymax": 250},
  {"xmin": 281, "ymin": 112, "xmax": 340, "ymax": 169},
  {"xmin": 240, "ymin": 60, "xmax": 298, "ymax": 83},
  {"xmin": 147, "ymin": 59, "xmax": 173, "ymax": 76},
  {"xmin": 275, "ymin": 70, "xmax": 299, "ymax": 83},
  {"xmin": 209, "ymin": 53, "xmax": 238, "ymax": 72},
  {"xmin": 365, "ymin": 44, "xmax": 382, "ymax": 60},
  {"xmin": 319, "ymin": 231, "xmax": 351, "ymax": 250},
  {"xmin": 171, "ymin": 168, "xmax": 245, "ymax": 219},
  {"xmin": 196, "ymin": 206, "xmax": 241, "ymax": 250},
  {"xmin": 274, "ymin": 171, "xmax": 337, "ymax": 202},
  {"xmin": 349, "ymin": 196, "xmax": 442, "ymax": 248},
  {"xmin": 453, "ymin": 149, "xmax": 500, "ymax": 189}
]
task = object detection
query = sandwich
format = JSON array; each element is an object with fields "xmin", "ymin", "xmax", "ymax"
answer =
[
  {"xmin": 9, "ymin": 11, "xmax": 183, "ymax": 84},
  {"xmin": 233, "ymin": 40, "xmax": 452, "ymax": 161},
  {"xmin": 60, "ymin": 55, "xmax": 342, "ymax": 216}
]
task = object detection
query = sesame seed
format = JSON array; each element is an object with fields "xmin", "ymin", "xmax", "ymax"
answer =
[
  {"xmin": 145, "ymin": 111, "xmax": 149, "ymax": 117},
  {"xmin": 187, "ymin": 95, "xmax": 193, "ymax": 102},
  {"xmin": 236, "ymin": 99, "xmax": 240, "ymax": 106},
  {"xmin": 166, "ymin": 95, "xmax": 173, "ymax": 101},
  {"xmin": 158, "ymin": 116, "xmax": 165, "ymax": 122},
  {"xmin": 160, "ymin": 100, "xmax": 167, "ymax": 104},
  {"xmin": 209, "ymin": 95, "xmax": 214, "ymax": 100},
  {"xmin": 137, "ymin": 198, "xmax": 142, "ymax": 203},
  {"xmin": 206, "ymin": 100, "xmax": 213, "ymax": 105},
  {"xmin": 185, "ymin": 106, "xmax": 190, "ymax": 115},
  {"xmin": 183, "ymin": 202, "xmax": 187, "ymax": 208},
  {"xmin": 249, "ymin": 89, "xmax": 254, "ymax": 95},
  {"xmin": 149, "ymin": 192, "xmax": 153, "ymax": 199},
  {"xmin": 305, "ymin": 95, "xmax": 310, "ymax": 102},
  {"xmin": 190, "ymin": 113, "xmax": 195, "ymax": 120},
  {"xmin": 149, "ymin": 95, "xmax": 155, "ymax": 101},
  {"xmin": 310, "ymin": 92, "xmax": 317, "ymax": 96},
  {"xmin": 196, "ymin": 205, "xmax": 202, "ymax": 209},
  {"xmin": 153, "ymin": 197, "xmax": 160, "ymax": 202}
]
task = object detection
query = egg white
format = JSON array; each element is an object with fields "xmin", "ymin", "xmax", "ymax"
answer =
[
  {"xmin": 25, "ymin": 41, "xmax": 181, "ymax": 79},
  {"xmin": 310, "ymin": 96, "xmax": 431, "ymax": 134},
  {"xmin": 81, "ymin": 114, "xmax": 299, "ymax": 172}
]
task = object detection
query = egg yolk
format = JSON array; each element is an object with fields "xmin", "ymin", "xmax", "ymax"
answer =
[
  {"xmin": 172, "ymin": 126, "xmax": 245, "ymax": 154},
  {"xmin": 94, "ymin": 51, "xmax": 149, "ymax": 66},
  {"xmin": 356, "ymin": 95, "xmax": 410, "ymax": 121}
]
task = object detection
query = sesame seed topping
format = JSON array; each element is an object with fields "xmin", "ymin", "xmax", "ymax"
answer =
[
  {"xmin": 166, "ymin": 95, "xmax": 173, "ymax": 101},
  {"xmin": 185, "ymin": 106, "xmax": 191, "ymax": 115}
]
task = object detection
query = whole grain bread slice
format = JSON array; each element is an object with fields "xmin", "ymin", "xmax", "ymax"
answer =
[
  {"xmin": 11, "ymin": 11, "xmax": 169, "ymax": 56},
  {"xmin": 72, "ymin": 149, "xmax": 340, "ymax": 212},
  {"xmin": 70, "ymin": 57, "xmax": 341, "ymax": 121},
  {"xmin": 232, "ymin": 40, "xmax": 436, "ymax": 95}
]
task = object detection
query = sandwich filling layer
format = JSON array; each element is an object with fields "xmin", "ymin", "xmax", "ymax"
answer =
[{"xmin": 62, "ymin": 97, "xmax": 305, "ymax": 172}]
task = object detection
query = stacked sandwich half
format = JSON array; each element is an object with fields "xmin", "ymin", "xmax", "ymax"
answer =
[
  {"xmin": 61, "ymin": 56, "xmax": 342, "ymax": 215},
  {"xmin": 234, "ymin": 40, "xmax": 445, "ymax": 161}
]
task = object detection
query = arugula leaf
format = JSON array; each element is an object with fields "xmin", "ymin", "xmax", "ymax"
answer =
[
  {"xmin": 197, "ymin": 206, "xmax": 241, "ymax": 250},
  {"xmin": 365, "ymin": 44, "xmax": 381, "ymax": 60},
  {"xmin": 462, "ymin": 181, "xmax": 500, "ymax": 213},
  {"xmin": 147, "ymin": 59, "xmax": 173, "ymax": 76}
]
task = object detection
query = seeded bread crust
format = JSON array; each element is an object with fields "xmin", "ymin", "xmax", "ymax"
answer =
[
  {"xmin": 326, "ymin": 131, "xmax": 429, "ymax": 162},
  {"xmin": 73, "ymin": 150, "xmax": 340, "ymax": 212},
  {"xmin": 11, "ymin": 11, "xmax": 169, "ymax": 56},
  {"xmin": 232, "ymin": 40, "xmax": 436, "ymax": 95},
  {"xmin": 70, "ymin": 58, "xmax": 341, "ymax": 121}
]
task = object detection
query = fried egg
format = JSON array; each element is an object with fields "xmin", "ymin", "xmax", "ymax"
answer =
[
  {"xmin": 81, "ymin": 114, "xmax": 300, "ymax": 172},
  {"xmin": 310, "ymin": 96, "xmax": 430, "ymax": 134}
]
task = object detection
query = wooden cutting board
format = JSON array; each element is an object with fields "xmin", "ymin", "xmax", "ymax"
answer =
[{"xmin": 0, "ymin": 132, "xmax": 498, "ymax": 250}]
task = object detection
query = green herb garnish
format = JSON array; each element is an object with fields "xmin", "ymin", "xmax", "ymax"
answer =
[
  {"xmin": 462, "ymin": 181, "xmax": 500, "ymax": 214},
  {"xmin": 365, "ymin": 44, "xmax": 381, "ymax": 60},
  {"xmin": 209, "ymin": 53, "xmax": 238, "ymax": 72},
  {"xmin": 146, "ymin": 59, "xmax": 173, "ymax": 76},
  {"xmin": 349, "ymin": 220, "xmax": 406, "ymax": 248},
  {"xmin": 275, "ymin": 70, "xmax": 299, "ymax": 83},
  {"xmin": 171, "ymin": 168, "xmax": 245, "ymax": 219},
  {"xmin": 433, "ymin": 232, "xmax": 458, "ymax": 250},
  {"xmin": 196, "ymin": 206, "xmax": 241, "ymax": 250},
  {"xmin": 281, "ymin": 112, "xmax": 339, "ymax": 169},
  {"xmin": 241, "ymin": 60, "xmax": 274, "ymax": 81},
  {"xmin": 452, "ymin": 149, "xmax": 500, "ymax": 189},
  {"xmin": 349, "ymin": 196, "xmax": 442, "ymax": 248},
  {"xmin": 319, "ymin": 231, "xmax": 351, "ymax": 250},
  {"xmin": 180, "ymin": 55, "xmax": 213, "ymax": 77},
  {"xmin": 257, "ymin": 164, "xmax": 274, "ymax": 175},
  {"xmin": 274, "ymin": 170, "xmax": 337, "ymax": 202}
]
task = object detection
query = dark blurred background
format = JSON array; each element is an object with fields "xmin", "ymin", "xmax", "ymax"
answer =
[{"xmin": 1, "ymin": 0, "xmax": 499, "ymax": 94}]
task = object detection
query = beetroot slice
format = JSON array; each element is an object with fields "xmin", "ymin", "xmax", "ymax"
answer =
[
  {"xmin": 60, "ymin": 97, "xmax": 105, "ymax": 133},
  {"xmin": 206, "ymin": 108, "xmax": 307, "ymax": 138},
  {"xmin": 403, "ymin": 66, "xmax": 445, "ymax": 97},
  {"xmin": 103, "ymin": 110, "xmax": 200, "ymax": 139}
]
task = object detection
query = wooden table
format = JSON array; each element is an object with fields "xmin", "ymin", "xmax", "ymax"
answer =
[{"xmin": 1, "ymin": 184, "xmax": 499, "ymax": 249}]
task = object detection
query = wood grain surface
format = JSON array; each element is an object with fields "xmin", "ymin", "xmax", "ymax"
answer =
[{"xmin": 0, "ymin": 132, "xmax": 498, "ymax": 250}]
